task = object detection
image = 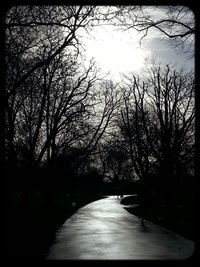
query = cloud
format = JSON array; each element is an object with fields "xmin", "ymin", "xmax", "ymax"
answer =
[{"xmin": 143, "ymin": 37, "xmax": 194, "ymax": 70}]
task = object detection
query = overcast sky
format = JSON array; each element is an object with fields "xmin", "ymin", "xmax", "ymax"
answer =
[{"xmin": 81, "ymin": 7, "xmax": 194, "ymax": 81}]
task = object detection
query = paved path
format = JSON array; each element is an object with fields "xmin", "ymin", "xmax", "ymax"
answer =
[{"xmin": 46, "ymin": 196, "xmax": 194, "ymax": 260}]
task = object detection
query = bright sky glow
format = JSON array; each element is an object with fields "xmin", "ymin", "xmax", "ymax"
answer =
[{"xmin": 83, "ymin": 26, "xmax": 152, "ymax": 81}]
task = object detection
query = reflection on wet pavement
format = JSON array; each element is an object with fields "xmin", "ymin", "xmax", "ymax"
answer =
[{"xmin": 46, "ymin": 196, "xmax": 195, "ymax": 260}]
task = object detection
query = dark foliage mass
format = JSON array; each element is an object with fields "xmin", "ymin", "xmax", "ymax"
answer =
[{"xmin": 3, "ymin": 6, "xmax": 195, "ymax": 259}]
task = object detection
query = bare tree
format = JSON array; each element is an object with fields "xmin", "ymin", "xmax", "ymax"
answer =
[
  {"xmin": 5, "ymin": 6, "xmax": 97, "ymax": 167},
  {"xmin": 5, "ymin": 6, "xmax": 97, "ymax": 93},
  {"xmin": 145, "ymin": 65, "xmax": 195, "ymax": 181},
  {"xmin": 5, "ymin": 6, "xmax": 127, "ymax": 208},
  {"xmin": 74, "ymin": 79, "xmax": 122, "ymax": 172},
  {"xmin": 118, "ymin": 65, "xmax": 195, "ymax": 186},
  {"xmin": 119, "ymin": 75, "xmax": 153, "ymax": 181},
  {"xmin": 14, "ymin": 54, "xmax": 99, "ymax": 168},
  {"xmin": 114, "ymin": 5, "xmax": 195, "ymax": 55}
]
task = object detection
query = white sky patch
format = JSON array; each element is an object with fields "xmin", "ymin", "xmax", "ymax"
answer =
[
  {"xmin": 78, "ymin": 5, "xmax": 194, "ymax": 81},
  {"xmin": 82, "ymin": 26, "xmax": 152, "ymax": 81},
  {"xmin": 142, "ymin": 36, "xmax": 194, "ymax": 71}
]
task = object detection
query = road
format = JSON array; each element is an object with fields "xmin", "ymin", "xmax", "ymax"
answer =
[{"xmin": 46, "ymin": 196, "xmax": 195, "ymax": 260}]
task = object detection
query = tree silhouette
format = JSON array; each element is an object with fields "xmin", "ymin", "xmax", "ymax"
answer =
[
  {"xmin": 117, "ymin": 64, "xmax": 194, "ymax": 207},
  {"xmin": 5, "ymin": 6, "xmax": 96, "ymax": 169},
  {"xmin": 115, "ymin": 6, "xmax": 195, "ymax": 55},
  {"xmin": 4, "ymin": 6, "xmax": 121, "ymax": 197}
]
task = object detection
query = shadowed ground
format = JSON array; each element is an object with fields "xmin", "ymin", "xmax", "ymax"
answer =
[{"xmin": 46, "ymin": 196, "xmax": 195, "ymax": 260}]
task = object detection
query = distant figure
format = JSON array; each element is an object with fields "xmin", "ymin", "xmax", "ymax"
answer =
[
  {"xmin": 138, "ymin": 179, "xmax": 146, "ymax": 226},
  {"xmin": 113, "ymin": 174, "xmax": 119, "ymax": 198},
  {"xmin": 139, "ymin": 197, "xmax": 145, "ymax": 226},
  {"xmin": 116, "ymin": 189, "xmax": 120, "ymax": 199},
  {"xmin": 141, "ymin": 214, "xmax": 145, "ymax": 227}
]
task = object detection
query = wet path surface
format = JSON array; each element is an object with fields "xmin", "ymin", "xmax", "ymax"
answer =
[{"xmin": 46, "ymin": 196, "xmax": 194, "ymax": 260}]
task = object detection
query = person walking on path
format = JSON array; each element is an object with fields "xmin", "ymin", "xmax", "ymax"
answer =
[{"xmin": 137, "ymin": 179, "xmax": 147, "ymax": 226}]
